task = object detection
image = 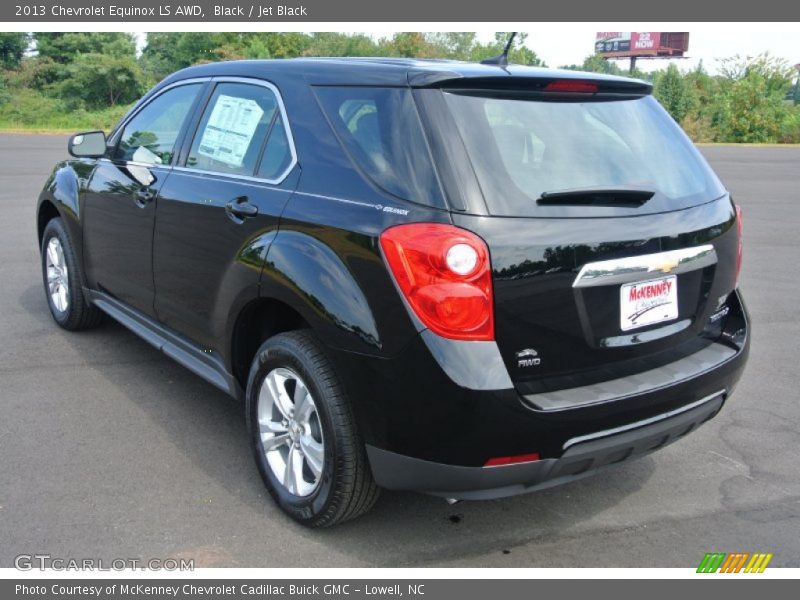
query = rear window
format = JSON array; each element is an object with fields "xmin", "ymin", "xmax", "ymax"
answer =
[
  {"xmin": 315, "ymin": 87, "xmax": 445, "ymax": 208},
  {"xmin": 443, "ymin": 93, "xmax": 724, "ymax": 216}
]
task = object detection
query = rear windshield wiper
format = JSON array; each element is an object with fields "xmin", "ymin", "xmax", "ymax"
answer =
[{"xmin": 536, "ymin": 187, "xmax": 655, "ymax": 208}]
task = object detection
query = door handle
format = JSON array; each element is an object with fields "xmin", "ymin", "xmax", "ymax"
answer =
[
  {"xmin": 225, "ymin": 196, "xmax": 258, "ymax": 221},
  {"xmin": 134, "ymin": 187, "xmax": 155, "ymax": 207}
]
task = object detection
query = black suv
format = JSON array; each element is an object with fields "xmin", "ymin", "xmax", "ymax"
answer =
[{"xmin": 37, "ymin": 58, "xmax": 749, "ymax": 527}]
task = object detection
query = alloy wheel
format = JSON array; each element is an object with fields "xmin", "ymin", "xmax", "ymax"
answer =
[
  {"xmin": 257, "ymin": 367, "xmax": 325, "ymax": 497},
  {"xmin": 46, "ymin": 237, "xmax": 70, "ymax": 313}
]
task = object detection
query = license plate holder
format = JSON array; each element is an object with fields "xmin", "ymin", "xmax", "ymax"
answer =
[{"xmin": 620, "ymin": 275, "xmax": 679, "ymax": 331}]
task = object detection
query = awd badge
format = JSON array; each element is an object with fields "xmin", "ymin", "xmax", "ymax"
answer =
[{"xmin": 516, "ymin": 349, "xmax": 541, "ymax": 368}]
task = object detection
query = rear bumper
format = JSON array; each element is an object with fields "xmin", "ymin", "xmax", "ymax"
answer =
[
  {"xmin": 367, "ymin": 391, "xmax": 724, "ymax": 499},
  {"xmin": 329, "ymin": 289, "xmax": 749, "ymax": 497}
]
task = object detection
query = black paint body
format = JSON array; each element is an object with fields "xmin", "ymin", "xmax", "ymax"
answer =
[{"xmin": 37, "ymin": 59, "xmax": 749, "ymax": 497}]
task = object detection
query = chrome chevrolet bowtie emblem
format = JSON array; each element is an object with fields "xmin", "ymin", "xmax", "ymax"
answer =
[{"xmin": 654, "ymin": 259, "xmax": 681, "ymax": 274}]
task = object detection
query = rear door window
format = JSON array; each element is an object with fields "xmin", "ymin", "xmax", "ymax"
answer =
[
  {"xmin": 315, "ymin": 87, "xmax": 445, "ymax": 208},
  {"xmin": 187, "ymin": 82, "xmax": 293, "ymax": 180},
  {"xmin": 256, "ymin": 117, "xmax": 292, "ymax": 180}
]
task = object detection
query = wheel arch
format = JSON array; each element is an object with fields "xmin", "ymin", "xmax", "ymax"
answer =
[
  {"xmin": 258, "ymin": 229, "xmax": 384, "ymax": 357},
  {"xmin": 37, "ymin": 161, "xmax": 90, "ymax": 274},
  {"xmin": 37, "ymin": 199, "xmax": 60, "ymax": 245},
  {"xmin": 230, "ymin": 297, "xmax": 311, "ymax": 390}
]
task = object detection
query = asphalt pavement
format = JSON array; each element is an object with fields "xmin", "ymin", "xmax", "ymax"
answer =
[{"xmin": 0, "ymin": 135, "xmax": 798, "ymax": 567}]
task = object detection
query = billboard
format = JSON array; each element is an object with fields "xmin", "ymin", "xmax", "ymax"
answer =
[{"xmin": 595, "ymin": 32, "xmax": 689, "ymax": 58}]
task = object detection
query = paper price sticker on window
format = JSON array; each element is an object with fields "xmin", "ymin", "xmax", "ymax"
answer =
[{"xmin": 197, "ymin": 95, "xmax": 264, "ymax": 167}]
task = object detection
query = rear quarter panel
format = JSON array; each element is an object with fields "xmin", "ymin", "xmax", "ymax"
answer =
[{"xmin": 262, "ymin": 75, "xmax": 449, "ymax": 359}]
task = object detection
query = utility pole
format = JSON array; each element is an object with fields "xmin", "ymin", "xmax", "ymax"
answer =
[{"xmin": 794, "ymin": 63, "xmax": 800, "ymax": 105}]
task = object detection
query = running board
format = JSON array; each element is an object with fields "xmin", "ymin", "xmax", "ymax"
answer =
[{"xmin": 85, "ymin": 290, "xmax": 242, "ymax": 400}]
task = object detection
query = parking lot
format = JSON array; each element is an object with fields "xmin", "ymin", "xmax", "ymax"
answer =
[{"xmin": 1, "ymin": 136, "xmax": 798, "ymax": 567}]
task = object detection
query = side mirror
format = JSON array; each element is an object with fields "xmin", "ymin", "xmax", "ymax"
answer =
[{"xmin": 68, "ymin": 131, "xmax": 107, "ymax": 158}]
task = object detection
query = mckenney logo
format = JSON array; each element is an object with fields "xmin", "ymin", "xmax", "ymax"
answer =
[
  {"xmin": 697, "ymin": 552, "xmax": 773, "ymax": 573},
  {"xmin": 628, "ymin": 279, "xmax": 673, "ymax": 302}
]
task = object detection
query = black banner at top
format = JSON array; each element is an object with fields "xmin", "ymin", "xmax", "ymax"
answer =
[{"xmin": 4, "ymin": 0, "xmax": 800, "ymax": 22}]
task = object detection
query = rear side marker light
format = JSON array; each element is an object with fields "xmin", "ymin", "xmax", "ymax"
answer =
[
  {"xmin": 380, "ymin": 223, "xmax": 495, "ymax": 341},
  {"xmin": 544, "ymin": 80, "xmax": 598, "ymax": 93},
  {"xmin": 735, "ymin": 205, "xmax": 743, "ymax": 288},
  {"xmin": 484, "ymin": 453, "xmax": 541, "ymax": 467}
]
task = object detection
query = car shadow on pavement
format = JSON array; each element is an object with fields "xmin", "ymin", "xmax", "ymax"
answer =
[{"xmin": 17, "ymin": 282, "xmax": 655, "ymax": 567}]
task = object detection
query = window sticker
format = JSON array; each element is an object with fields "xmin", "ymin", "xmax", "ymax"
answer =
[{"xmin": 197, "ymin": 95, "xmax": 264, "ymax": 167}]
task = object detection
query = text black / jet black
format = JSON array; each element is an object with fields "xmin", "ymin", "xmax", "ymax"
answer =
[{"xmin": 37, "ymin": 58, "xmax": 749, "ymax": 527}]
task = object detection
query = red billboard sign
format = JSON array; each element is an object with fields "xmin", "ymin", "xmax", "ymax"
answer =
[
  {"xmin": 595, "ymin": 32, "xmax": 688, "ymax": 58},
  {"xmin": 632, "ymin": 32, "xmax": 661, "ymax": 51}
]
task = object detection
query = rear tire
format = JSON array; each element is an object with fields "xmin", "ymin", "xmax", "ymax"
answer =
[
  {"xmin": 246, "ymin": 330, "xmax": 380, "ymax": 527},
  {"xmin": 41, "ymin": 218, "xmax": 103, "ymax": 331}
]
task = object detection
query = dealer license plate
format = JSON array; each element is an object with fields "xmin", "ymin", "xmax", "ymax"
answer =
[{"xmin": 620, "ymin": 275, "xmax": 679, "ymax": 331}]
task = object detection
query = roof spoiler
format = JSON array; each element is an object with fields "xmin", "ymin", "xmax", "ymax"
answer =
[{"xmin": 408, "ymin": 72, "xmax": 652, "ymax": 97}]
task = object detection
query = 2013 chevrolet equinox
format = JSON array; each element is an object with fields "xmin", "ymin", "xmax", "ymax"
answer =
[{"xmin": 37, "ymin": 58, "xmax": 749, "ymax": 527}]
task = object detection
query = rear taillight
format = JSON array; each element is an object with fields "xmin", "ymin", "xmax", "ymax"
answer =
[
  {"xmin": 735, "ymin": 205, "xmax": 743, "ymax": 287},
  {"xmin": 380, "ymin": 223, "xmax": 494, "ymax": 341}
]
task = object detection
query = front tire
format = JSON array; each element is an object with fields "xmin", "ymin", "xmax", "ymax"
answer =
[
  {"xmin": 40, "ymin": 218, "xmax": 102, "ymax": 331},
  {"xmin": 246, "ymin": 331, "xmax": 380, "ymax": 527}
]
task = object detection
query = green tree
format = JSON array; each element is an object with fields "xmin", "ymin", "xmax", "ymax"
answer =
[
  {"xmin": 0, "ymin": 77, "xmax": 11, "ymax": 105},
  {"xmin": 679, "ymin": 61, "xmax": 719, "ymax": 141},
  {"xmin": 561, "ymin": 54, "xmax": 625, "ymax": 76},
  {"xmin": 142, "ymin": 33, "xmax": 317, "ymax": 82},
  {"xmin": 466, "ymin": 32, "xmax": 544, "ymax": 66},
  {"xmin": 654, "ymin": 64, "xmax": 694, "ymax": 122},
  {"xmin": 0, "ymin": 33, "xmax": 30, "ymax": 70},
  {"xmin": 710, "ymin": 54, "xmax": 794, "ymax": 142},
  {"xmin": 35, "ymin": 33, "xmax": 136, "ymax": 63},
  {"xmin": 716, "ymin": 72, "xmax": 789, "ymax": 142},
  {"xmin": 385, "ymin": 33, "xmax": 438, "ymax": 58},
  {"xmin": 718, "ymin": 53, "xmax": 794, "ymax": 94},
  {"xmin": 12, "ymin": 56, "xmax": 64, "ymax": 91},
  {"xmin": 59, "ymin": 53, "xmax": 143, "ymax": 109},
  {"xmin": 497, "ymin": 32, "xmax": 544, "ymax": 66},
  {"xmin": 425, "ymin": 33, "xmax": 478, "ymax": 59},
  {"xmin": 305, "ymin": 33, "xmax": 382, "ymax": 57},
  {"xmin": 141, "ymin": 32, "xmax": 219, "ymax": 81}
]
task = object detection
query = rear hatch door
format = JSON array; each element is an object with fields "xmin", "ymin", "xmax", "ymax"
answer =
[{"xmin": 419, "ymin": 79, "xmax": 739, "ymax": 393}]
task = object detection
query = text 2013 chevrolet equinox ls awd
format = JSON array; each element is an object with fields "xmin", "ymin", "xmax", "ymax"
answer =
[{"xmin": 37, "ymin": 58, "xmax": 749, "ymax": 527}]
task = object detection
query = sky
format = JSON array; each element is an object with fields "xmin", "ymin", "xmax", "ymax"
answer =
[{"xmin": 135, "ymin": 24, "xmax": 800, "ymax": 76}]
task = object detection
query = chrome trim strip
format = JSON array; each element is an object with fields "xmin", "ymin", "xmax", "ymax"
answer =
[
  {"xmin": 562, "ymin": 389, "xmax": 725, "ymax": 450},
  {"xmin": 294, "ymin": 190, "xmax": 383, "ymax": 210},
  {"xmin": 170, "ymin": 166, "xmax": 297, "ymax": 189},
  {"xmin": 98, "ymin": 158, "xmax": 171, "ymax": 170},
  {"xmin": 573, "ymin": 244, "xmax": 717, "ymax": 288}
]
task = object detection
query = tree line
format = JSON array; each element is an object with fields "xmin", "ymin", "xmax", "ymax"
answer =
[{"xmin": 0, "ymin": 32, "xmax": 798, "ymax": 141}]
